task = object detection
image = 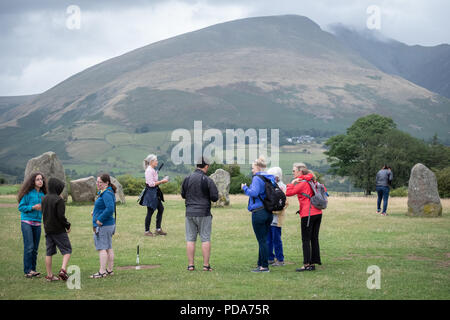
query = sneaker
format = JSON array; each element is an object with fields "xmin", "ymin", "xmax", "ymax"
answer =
[
  {"xmin": 251, "ymin": 267, "xmax": 270, "ymax": 273},
  {"xmin": 155, "ymin": 229, "xmax": 167, "ymax": 236},
  {"xmin": 144, "ymin": 231, "xmax": 153, "ymax": 236},
  {"xmin": 272, "ymin": 261, "xmax": 285, "ymax": 267},
  {"xmin": 381, "ymin": 212, "xmax": 387, "ymax": 216},
  {"xmin": 268, "ymin": 260, "xmax": 275, "ymax": 265}
]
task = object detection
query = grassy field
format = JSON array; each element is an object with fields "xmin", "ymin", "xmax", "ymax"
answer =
[{"xmin": 0, "ymin": 194, "xmax": 449, "ymax": 300}]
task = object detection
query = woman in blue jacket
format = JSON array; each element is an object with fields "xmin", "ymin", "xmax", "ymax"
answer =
[
  {"xmin": 90, "ymin": 173, "xmax": 116, "ymax": 279},
  {"xmin": 17, "ymin": 172, "xmax": 47, "ymax": 278},
  {"xmin": 241, "ymin": 156, "xmax": 276, "ymax": 273}
]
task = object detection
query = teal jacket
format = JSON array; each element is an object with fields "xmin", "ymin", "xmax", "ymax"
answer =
[
  {"xmin": 18, "ymin": 189, "xmax": 45, "ymax": 222},
  {"xmin": 92, "ymin": 187, "xmax": 116, "ymax": 227}
]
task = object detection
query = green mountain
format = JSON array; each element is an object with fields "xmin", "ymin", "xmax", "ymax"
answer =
[{"xmin": 1, "ymin": 15, "xmax": 449, "ymax": 179}]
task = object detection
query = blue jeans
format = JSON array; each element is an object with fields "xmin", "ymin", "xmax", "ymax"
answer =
[
  {"xmin": 21, "ymin": 222, "xmax": 41, "ymax": 274},
  {"xmin": 251, "ymin": 208, "xmax": 273, "ymax": 268},
  {"xmin": 267, "ymin": 226, "xmax": 284, "ymax": 262},
  {"xmin": 376, "ymin": 186, "xmax": 390, "ymax": 213}
]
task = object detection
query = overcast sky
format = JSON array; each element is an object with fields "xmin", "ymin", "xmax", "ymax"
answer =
[{"xmin": 1, "ymin": 0, "xmax": 449, "ymax": 96}]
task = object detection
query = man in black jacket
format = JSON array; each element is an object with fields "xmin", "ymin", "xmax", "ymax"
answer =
[
  {"xmin": 181, "ymin": 157, "xmax": 219, "ymax": 271},
  {"xmin": 42, "ymin": 177, "xmax": 72, "ymax": 281}
]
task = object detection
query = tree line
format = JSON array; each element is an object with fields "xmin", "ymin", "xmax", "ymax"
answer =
[{"xmin": 324, "ymin": 114, "xmax": 450, "ymax": 196}]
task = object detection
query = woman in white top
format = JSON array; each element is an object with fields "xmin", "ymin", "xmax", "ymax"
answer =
[{"xmin": 141, "ymin": 154, "xmax": 168, "ymax": 236}]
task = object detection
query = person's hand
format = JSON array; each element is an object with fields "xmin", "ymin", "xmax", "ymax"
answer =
[
  {"xmin": 32, "ymin": 204, "xmax": 42, "ymax": 211},
  {"xmin": 66, "ymin": 228, "xmax": 71, "ymax": 233},
  {"xmin": 241, "ymin": 183, "xmax": 246, "ymax": 190},
  {"xmin": 161, "ymin": 178, "xmax": 169, "ymax": 184},
  {"xmin": 96, "ymin": 220, "xmax": 103, "ymax": 226},
  {"xmin": 91, "ymin": 211, "xmax": 93, "ymax": 217}
]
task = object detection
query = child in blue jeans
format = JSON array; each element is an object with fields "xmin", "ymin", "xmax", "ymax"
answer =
[{"xmin": 266, "ymin": 167, "xmax": 287, "ymax": 266}]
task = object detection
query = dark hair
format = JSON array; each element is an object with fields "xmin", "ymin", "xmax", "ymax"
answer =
[
  {"xmin": 383, "ymin": 164, "xmax": 389, "ymax": 169},
  {"xmin": 196, "ymin": 157, "xmax": 210, "ymax": 169},
  {"xmin": 17, "ymin": 172, "xmax": 47, "ymax": 203},
  {"xmin": 98, "ymin": 173, "xmax": 117, "ymax": 193}
]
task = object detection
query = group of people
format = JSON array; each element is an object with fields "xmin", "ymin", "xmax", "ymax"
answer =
[
  {"xmin": 18, "ymin": 153, "xmax": 395, "ymax": 279},
  {"xmin": 18, "ymin": 172, "xmax": 118, "ymax": 280},
  {"xmin": 17, "ymin": 153, "xmax": 330, "ymax": 279},
  {"xmin": 241, "ymin": 157, "xmax": 324, "ymax": 272},
  {"xmin": 138, "ymin": 154, "xmax": 326, "ymax": 273}
]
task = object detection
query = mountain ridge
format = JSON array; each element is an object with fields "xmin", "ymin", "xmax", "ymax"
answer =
[{"xmin": 0, "ymin": 14, "xmax": 449, "ymax": 178}]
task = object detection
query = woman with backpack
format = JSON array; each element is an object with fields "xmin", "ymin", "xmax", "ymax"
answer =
[
  {"xmin": 286, "ymin": 164, "xmax": 325, "ymax": 272},
  {"xmin": 241, "ymin": 156, "xmax": 277, "ymax": 273}
]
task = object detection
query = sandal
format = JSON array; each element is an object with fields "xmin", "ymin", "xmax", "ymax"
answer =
[
  {"xmin": 187, "ymin": 265, "xmax": 195, "ymax": 271},
  {"xmin": 59, "ymin": 269, "xmax": 69, "ymax": 281},
  {"xmin": 106, "ymin": 269, "xmax": 114, "ymax": 276},
  {"xmin": 203, "ymin": 265, "xmax": 213, "ymax": 272},
  {"xmin": 296, "ymin": 265, "xmax": 315, "ymax": 272},
  {"xmin": 30, "ymin": 271, "xmax": 41, "ymax": 278},
  {"xmin": 45, "ymin": 275, "xmax": 60, "ymax": 282},
  {"xmin": 90, "ymin": 271, "xmax": 106, "ymax": 279}
]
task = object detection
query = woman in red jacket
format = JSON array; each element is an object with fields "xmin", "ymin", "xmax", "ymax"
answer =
[{"xmin": 286, "ymin": 164, "xmax": 323, "ymax": 272}]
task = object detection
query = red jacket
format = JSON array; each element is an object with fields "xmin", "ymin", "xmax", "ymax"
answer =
[{"xmin": 286, "ymin": 179, "xmax": 324, "ymax": 218}]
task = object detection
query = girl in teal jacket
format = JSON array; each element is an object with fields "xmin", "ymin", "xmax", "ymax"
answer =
[{"xmin": 17, "ymin": 172, "xmax": 47, "ymax": 278}]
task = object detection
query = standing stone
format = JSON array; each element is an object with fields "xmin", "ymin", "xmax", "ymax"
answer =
[
  {"xmin": 70, "ymin": 176, "xmax": 97, "ymax": 202},
  {"xmin": 24, "ymin": 151, "xmax": 67, "ymax": 201},
  {"xmin": 110, "ymin": 176, "xmax": 126, "ymax": 204},
  {"xmin": 407, "ymin": 163, "xmax": 442, "ymax": 217},
  {"xmin": 210, "ymin": 169, "xmax": 230, "ymax": 207}
]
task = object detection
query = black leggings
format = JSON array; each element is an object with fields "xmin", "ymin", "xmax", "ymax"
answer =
[
  {"xmin": 301, "ymin": 214, "xmax": 322, "ymax": 265},
  {"xmin": 145, "ymin": 201, "xmax": 164, "ymax": 231}
]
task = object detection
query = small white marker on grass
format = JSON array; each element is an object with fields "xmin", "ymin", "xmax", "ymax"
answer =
[{"xmin": 136, "ymin": 244, "xmax": 140, "ymax": 270}]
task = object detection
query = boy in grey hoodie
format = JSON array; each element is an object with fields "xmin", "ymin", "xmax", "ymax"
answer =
[{"xmin": 42, "ymin": 178, "xmax": 72, "ymax": 281}]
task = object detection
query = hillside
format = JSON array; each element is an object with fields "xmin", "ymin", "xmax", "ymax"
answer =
[
  {"xmin": 0, "ymin": 15, "xmax": 449, "ymax": 179},
  {"xmin": 331, "ymin": 24, "xmax": 450, "ymax": 99}
]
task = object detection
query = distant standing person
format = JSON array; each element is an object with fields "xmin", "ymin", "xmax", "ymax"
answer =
[
  {"xmin": 18, "ymin": 172, "xmax": 47, "ymax": 278},
  {"xmin": 141, "ymin": 154, "xmax": 169, "ymax": 236},
  {"xmin": 90, "ymin": 173, "xmax": 116, "ymax": 279},
  {"xmin": 181, "ymin": 157, "xmax": 219, "ymax": 271},
  {"xmin": 376, "ymin": 165, "xmax": 393, "ymax": 216},
  {"xmin": 42, "ymin": 178, "xmax": 72, "ymax": 282}
]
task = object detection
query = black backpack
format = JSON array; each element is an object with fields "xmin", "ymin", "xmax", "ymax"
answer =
[{"xmin": 256, "ymin": 175, "xmax": 286, "ymax": 212}]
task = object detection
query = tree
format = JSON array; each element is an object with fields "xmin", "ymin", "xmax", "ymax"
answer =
[
  {"xmin": 325, "ymin": 114, "xmax": 396, "ymax": 195},
  {"xmin": 324, "ymin": 114, "xmax": 446, "ymax": 195}
]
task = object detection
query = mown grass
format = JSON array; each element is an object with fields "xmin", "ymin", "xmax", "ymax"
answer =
[{"xmin": 0, "ymin": 194, "xmax": 448, "ymax": 300}]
